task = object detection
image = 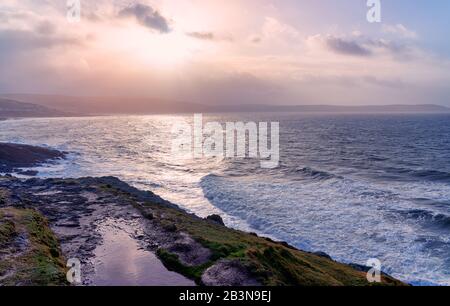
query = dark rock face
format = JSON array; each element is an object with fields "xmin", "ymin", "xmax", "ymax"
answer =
[
  {"xmin": 313, "ymin": 251, "xmax": 333, "ymax": 260},
  {"xmin": 0, "ymin": 143, "xmax": 66, "ymax": 174},
  {"xmin": 201, "ymin": 259, "xmax": 261, "ymax": 286},
  {"xmin": 205, "ymin": 214, "xmax": 225, "ymax": 226}
]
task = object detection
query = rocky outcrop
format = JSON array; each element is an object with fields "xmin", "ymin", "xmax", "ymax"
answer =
[
  {"xmin": 201, "ymin": 259, "xmax": 261, "ymax": 286},
  {"xmin": 205, "ymin": 214, "xmax": 225, "ymax": 226},
  {"xmin": 0, "ymin": 143, "xmax": 66, "ymax": 174},
  {"xmin": 0, "ymin": 175, "xmax": 407, "ymax": 286}
]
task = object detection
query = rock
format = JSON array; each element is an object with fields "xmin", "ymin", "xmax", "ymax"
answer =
[
  {"xmin": 201, "ymin": 259, "xmax": 260, "ymax": 286},
  {"xmin": 163, "ymin": 222, "xmax": 177, "ymax": 232},
  {"xmin": 313, "ymin": 251, "xmax": 333, "ymax": 260},
  {"xmin": 165, "ymin": 233, "xmax": 212, "ymax": 266},
  {"xmin": 0, "ymin": 143, "xmax": 65, "ymax": 174},
  {"xmin": 50, "ymin": 247, "xmax": 60, "ymax": 258},
  {"xmin": 0, "ymin": 174, "xmax": 407, "ymax": 286},
  {"xmin": 205, "ymin": 214, "xmax": 225, "ymax": 226},
  {"xmin": 279, "ymin": 241, "xmax": 297, "ymax": 250},
  {"xmin": 144, "ymin": 211, "xmax": 154, "ymax": 220},
  {"xmin": 348, "ymin": 263, "xmax": 369, "ymax": 272}
]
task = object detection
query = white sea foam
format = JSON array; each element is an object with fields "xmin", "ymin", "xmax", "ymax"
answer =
[
  {"xmin": 200, "ymin": 173, "xmax": 450, "ymax": 285},
  {"xmin": 1, "ymin": 114, "xmax": 449, "ymax": 285}
]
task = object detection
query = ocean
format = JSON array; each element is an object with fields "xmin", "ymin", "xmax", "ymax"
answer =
[{"xmin": 1, "ymin": 113, "xmax": 449, "ymax": 285}]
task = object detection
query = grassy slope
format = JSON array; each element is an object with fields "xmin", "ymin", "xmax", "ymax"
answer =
[
  {"xmin": 131, "ymin": 195, "xmax": 405, "ymax": 286},
  {"xmin": 0, "ymin": 181, "xmax": 406, "ymax": 286},
  {"xmin": 0, "ymin": 206, "xmax": 67, "ymax": 286}
]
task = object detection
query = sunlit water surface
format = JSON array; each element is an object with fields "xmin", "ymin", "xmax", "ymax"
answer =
[{"xmin": 1, "ymin": 113, "xmax": 450, "ymax": 285}]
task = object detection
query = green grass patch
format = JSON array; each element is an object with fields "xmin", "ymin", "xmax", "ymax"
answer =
[
  {"xmin": 140, "ymin": 201, "xmax": 405, "ymax": 286},
  {"xmin": 97, "ymin": 182, "xmax": 406, "ymax": 286},
  {"xmin": 156, "ymin": 248, "xmax": 212, "ymax": 282},
  {"xmin": 0, "ymin": 207, "xmax": 67, "ymax": 286}
]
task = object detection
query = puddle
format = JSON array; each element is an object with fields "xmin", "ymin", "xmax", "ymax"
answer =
[{"xmin": 89, "ymin": 218, "xmax": 195, "ymax": 286}]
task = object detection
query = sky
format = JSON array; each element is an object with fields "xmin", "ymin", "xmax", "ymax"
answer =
[{"xmin": 0, "ymin": 0, "xmax": 449, "ymax": 106}]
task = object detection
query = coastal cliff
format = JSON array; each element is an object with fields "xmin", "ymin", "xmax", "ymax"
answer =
[{"xmin": 0, "ymin": 143, "xmax": 405, "ymax": 286}]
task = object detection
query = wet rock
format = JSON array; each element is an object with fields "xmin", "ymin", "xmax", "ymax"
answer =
[
  {"xmin": 205, "ymin": 214, "xmax": 225, "ymax": 226},
  {"xmin": 0, "ymin": 174, "xmax": 406, "ymax": 286},
  {"xmin": 167, "ymin": 233, "xmax": 212, "ymax": 266},
  {"xmin": 0, "ymin": 143, "xmax": 65, "ymax": 174}
]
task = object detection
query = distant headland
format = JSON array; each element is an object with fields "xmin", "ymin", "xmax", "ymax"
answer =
[{"xmin": 1, "ymin": 94, "xmax": 449, "ymax": 118}]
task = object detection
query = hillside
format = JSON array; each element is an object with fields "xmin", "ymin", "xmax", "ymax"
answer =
[
  {"xmin": 1, "ymin": 94, "xmax": 449, "ymax": 116},
  {"xmin": 0, "ymin": 98, "xmax": 67, "ymax": 118}
]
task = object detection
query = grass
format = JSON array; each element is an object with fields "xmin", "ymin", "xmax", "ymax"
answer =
[
  {"xmin": 0, "ymin": 207, "xmax": 67, "ymax": 286},
  {"xmin": 0, "ymin": 179, "xmax": 406, "ymax": 286},
  {"xmin": 134, "ymin": 198, "xmax": 405, "ymax": 286},
  {"xmin": 156, "ymin": 248, "xmax": 211, "ymax": 281}
]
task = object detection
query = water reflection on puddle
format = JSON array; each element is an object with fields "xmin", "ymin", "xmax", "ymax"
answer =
[{"xmin": 90, "ymin": 218, "xmax": 195, "ymax": 286}]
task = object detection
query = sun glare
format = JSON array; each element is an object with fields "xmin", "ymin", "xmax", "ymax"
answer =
[{"xmin": 109, "ymin": 26, "xmax": 200, "ymax": 70}]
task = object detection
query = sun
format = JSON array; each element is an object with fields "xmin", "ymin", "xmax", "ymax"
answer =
[{"xmin": 106, "ymin": 25, "xmax": 202, "ymax": 70}]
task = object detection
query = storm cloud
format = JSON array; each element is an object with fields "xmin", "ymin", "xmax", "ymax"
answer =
[
  {"xmin": 118, "ymin": 3, "xmax": 171, "ymax": 33},
  {"xmin": 325, "ymin": 37, "xmax": 372, "ymax": 57}
]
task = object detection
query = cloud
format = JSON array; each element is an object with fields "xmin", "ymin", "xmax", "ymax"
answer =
[
  {"xmin": 0, "ymin": 0, "xmax": 449, "ymax": 106},
  {"xmin": 307, "ymin": 34, "xmax": 416, "ymax": 59},
  {"xmin": 262, "ymin": 17, "xmax": 300, "ymax": 41},
  {"xmin": 325, "ymin": 36, "xmax": 372, "ymax": 57},
  {"xmin": 382, "ymin": 24, "xmax": 418, "ymax": 39},
  {"xmin": 186, "ymin": 31, "xmax": 233, "ymax": 42},
  {"xmin": 186, "ymin": 32, "xmax": 214, "ymax": 40},
  {"xmin": 118, "ymin": 3, "xmax": 171, "ymax": 33},
  {"xmin": 0, "ymin": 28, "xmax": 80, "ymax": 55}
]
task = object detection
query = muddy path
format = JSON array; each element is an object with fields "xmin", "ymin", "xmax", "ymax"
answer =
[{"xmin": 0, "ymin": 176, "xmax": 195, "ymax": 286}]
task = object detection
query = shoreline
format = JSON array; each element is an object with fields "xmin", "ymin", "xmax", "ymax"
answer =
[
  {"xmin": 0, "ymin": 175, "xmax": 405, "ymax": 286},
  {"xmin": 0, "ymin": 142, "xmax": 406, "ymax": 286}
]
